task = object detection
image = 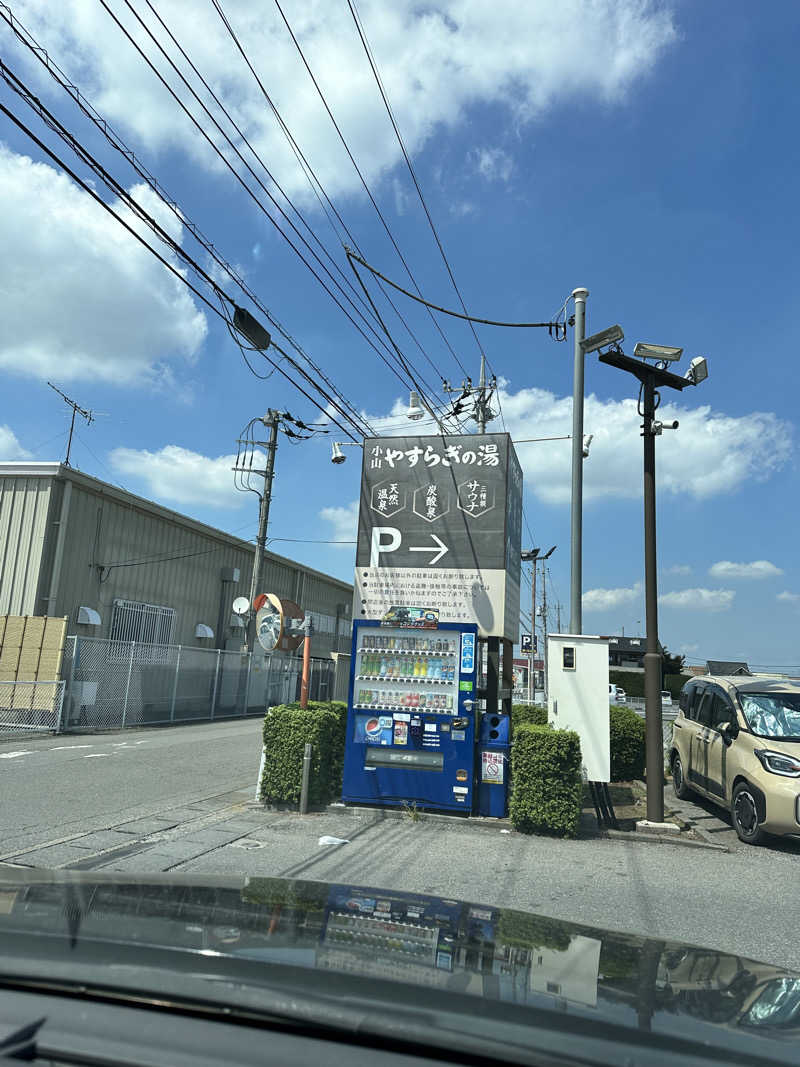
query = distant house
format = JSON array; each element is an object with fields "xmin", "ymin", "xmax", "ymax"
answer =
[
  {"xmin": 707, "ymin": 660, "xmax": 751, "ymax": 676},
  {"xmin": 606, "ymin": 635, "xmax": 663, "ymax": 671}
]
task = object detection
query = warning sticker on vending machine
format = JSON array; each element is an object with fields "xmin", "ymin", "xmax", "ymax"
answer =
[{"xmin": 481, "ymin": 750, "xmax": 504, "ymax": 784}]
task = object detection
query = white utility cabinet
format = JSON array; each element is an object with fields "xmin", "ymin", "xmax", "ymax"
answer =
[{"xmin": 547, "ymin": 634, "xmax": 610, "ymax": 783}]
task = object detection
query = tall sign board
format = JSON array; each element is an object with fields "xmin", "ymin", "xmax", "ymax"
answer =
[{"xmin": 354, "ymin": 434, "xmax": 522, "ymax": 640}]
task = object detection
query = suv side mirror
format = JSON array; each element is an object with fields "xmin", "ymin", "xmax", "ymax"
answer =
[{"xmin": 719, "ymin": 720, "xmax": 739, "ymax": 742}]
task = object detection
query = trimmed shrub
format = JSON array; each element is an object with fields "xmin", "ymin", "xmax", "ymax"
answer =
[
  {"xmin": 511, "ymin": 703, "xmax": 548, "ymax": 730},
  {"xmin": 609, "ymin": 704, "xmax": 646, "ymax": 782},
  {"xmin": 260, "ymin": 703, "xmax": 343, "ymax": 807},
  {"xmin": 609, "ymin": 670, "xmax": 691, "ymax": 700},
  {"xmin": 509, "ymin": 723, "xmax": 582, "ymax": 837}
]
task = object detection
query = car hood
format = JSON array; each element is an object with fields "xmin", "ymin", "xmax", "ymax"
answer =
[
  {"xmin": 0, "ymin": 865, "xmax": 799, "ymax": 1061},
  {"xmin": 751, "ymin": 735, "xmax": 800, "ymax": 757}
]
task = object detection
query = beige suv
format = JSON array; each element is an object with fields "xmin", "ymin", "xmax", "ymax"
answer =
[{"xmin": 670, "ymin": 676, "xmax": 800, "ymax": 844}]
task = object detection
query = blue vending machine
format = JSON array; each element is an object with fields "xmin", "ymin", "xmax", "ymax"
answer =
[{"xmin": 342, "ymin": 615, "xmax": 478, "ymax": 813}]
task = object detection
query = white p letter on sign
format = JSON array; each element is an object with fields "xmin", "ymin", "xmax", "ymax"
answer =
[{"xmin": 370, "ymin": 527, "xmax": 401, "ymax": 567}]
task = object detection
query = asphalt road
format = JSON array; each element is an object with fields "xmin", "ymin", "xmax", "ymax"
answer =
[
  {"xmin": 0, "ymin": 719, "xmax": 263, "ymax": 858},
  {"xmin": 3, "ymin": 720, "xmax": 800, "ymax": 974}
]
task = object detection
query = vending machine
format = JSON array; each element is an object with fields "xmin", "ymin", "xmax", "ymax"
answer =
[{"xmin": 341, "ymin": 614, "xmax": 478, "ymax": 813}]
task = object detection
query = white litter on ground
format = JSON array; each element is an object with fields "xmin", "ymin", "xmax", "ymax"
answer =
[{"xmin": 318, "ymin": 835, "xmax": 349, "ymax": 846}]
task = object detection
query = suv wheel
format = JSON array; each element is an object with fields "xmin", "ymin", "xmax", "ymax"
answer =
[
  {"xmin": 672, "ymin": 753, "xmax": 692, "ymax": 799},
  {"xmin": 731, "ymin": 782, "xmax": 764, "ymax": 845}
]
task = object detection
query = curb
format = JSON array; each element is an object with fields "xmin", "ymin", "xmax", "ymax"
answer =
[
  {"xmin": 605, "ymin": 827, "xmax": 728, "ymax": 851},
  {"xmin": 323, "ymin": 802, "xmax": 515, "ymax": 832}
]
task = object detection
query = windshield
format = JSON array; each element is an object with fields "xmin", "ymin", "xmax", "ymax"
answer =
[
  {"xmin": 738, "ymin": 693, "xmax": 800, "ymax": 740},
  {"xmin": 2, "ymin": 3, "xmax": 800, "ymax": 1063}
]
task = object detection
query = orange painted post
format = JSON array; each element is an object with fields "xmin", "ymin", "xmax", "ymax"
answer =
[{"xmin": 300, "ymin": 630, "xmax": 311, "ymax": 708}]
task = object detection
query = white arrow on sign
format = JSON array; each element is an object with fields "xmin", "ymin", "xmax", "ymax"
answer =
[{"xmin": 409, "ymin": 533, "xmax": 449, "ymax": 566}]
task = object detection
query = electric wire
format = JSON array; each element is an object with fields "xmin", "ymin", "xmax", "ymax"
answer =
[
  {"xmin": 347, "ymin": 0, "xmax": 482, "ymax": 367},
  {"xmin": 346, "ymin": 251, "xmax": 567, "ymax": 332},
  {"xmin": 0, "ymin": 65, "xmax": 364, "ymax": 442},
  {"xmin": 271, "ymin": 0, "xmax": 469, "ymax": 382},
  {"xmin": 208, "ymin": 0, "xmax": 460, "ymax": 400},
  {"xmin": 98, "ymin": 0, "xmax": 440, "ymax": 413},
  {"xmin": 0, "ymin": 2, "xmax": 374, "ymax": 439}
]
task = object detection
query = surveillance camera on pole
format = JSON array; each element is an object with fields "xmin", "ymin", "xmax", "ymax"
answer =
[
  {"xmin": 580, "ymin": 324, "xmax": 624, "ymax": 355},
  {"xmin": 406, "ymin": 390, "xmax": 425, "ymax": 421}
]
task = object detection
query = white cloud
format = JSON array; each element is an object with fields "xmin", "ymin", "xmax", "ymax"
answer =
[
  {"xmin": 658, "ymin": 588, "xmax": 735, "ymax": 612},
  {"xmin": 665, "ymin": 564, "xmax": 692, "ymax": 576},
  {"xmin": 583, "ymin": 582, "xmax": 641, "ymax": 612},
  {"xmin": 0, "ymin": 148, "xmax": 207, "ymax": 385},
  {"xmin": 12, "ymin": 1, "xmax": 676, "ymax": 204},
  {"xmin": 470, "ymin": 146, "xmax": 514, "ymax": 183},
  {"xmin": 777, "ymin": 591, "xmax": 800, "ymax": 604},
  {"xmin": 319, "ymin": 500, "xmax": 359, "ymax": 547},
  {"xmin": 499, "ymin": 385, "xmax": 792, "ymax": 503},
  {"xmin": 709, "ymin": 559, "xmax": 784, "ymax": 580},
  {"xmin": 109, "ymin": 445, "xmax": 243, "ymax": 509},
  {"xmin": 0, "ymin": 426, "xmax": 31, "ymax": 461}
]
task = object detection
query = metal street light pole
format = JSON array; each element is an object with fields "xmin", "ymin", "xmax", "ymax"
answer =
[
  {"xmin": 569, "ymin": 288, "xmax": 589, "ymax": 633},
  {"xmin": 598, "ymin": 345, "xmax": 706, "ymax": 825},
  {"xmin": 641, "ymin": 369, "xmax": 664, "ymax": 823}
]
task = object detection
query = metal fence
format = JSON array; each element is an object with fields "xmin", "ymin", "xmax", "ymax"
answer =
[
  {"xmin": 60, "ymin": 636, "xmax": 335, "ymax": 732},
  {"xmin": 0, "ymin": 680, "xmax": 65, "ymax": 737}
]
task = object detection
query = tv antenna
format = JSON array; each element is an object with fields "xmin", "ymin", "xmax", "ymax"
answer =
[{"xmin": 48, "ymin": 382, "xmax": 94, "ymax": 467}]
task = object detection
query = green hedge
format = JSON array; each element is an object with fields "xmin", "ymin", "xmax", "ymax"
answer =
[
  {"xmin": 609, "ymin": 704, "xmax": 646, "ymax": 781},
  {"xmin": 260, "ymin": 702, "xmax": 345, "ymax": 808},
  {"xmin": 509, "ymin": 723, "xmax": 582, "ymax": 837},
  {"xmin": 511, "ymin": 703, "xmax": 548, "ymax": 730}
]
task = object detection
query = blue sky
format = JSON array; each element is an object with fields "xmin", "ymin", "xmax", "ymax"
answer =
[{"xmin": 0, "ymin": 0, "xmax": 798, "ymax": 669}]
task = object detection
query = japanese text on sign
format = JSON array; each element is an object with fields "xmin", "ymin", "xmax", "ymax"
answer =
[{"xmin": 369, "ymin": 442, "xmax": 500, "ymax": 469}]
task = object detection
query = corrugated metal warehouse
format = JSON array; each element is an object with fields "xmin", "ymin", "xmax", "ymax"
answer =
[{"xmin": 0, "ymin": 463, "xmax": 353, "ymax": 656}]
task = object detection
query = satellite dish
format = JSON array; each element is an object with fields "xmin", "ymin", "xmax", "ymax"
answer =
[{"xmin": 232, "ymin": 596, "xmax": 249, "ymax": 616}]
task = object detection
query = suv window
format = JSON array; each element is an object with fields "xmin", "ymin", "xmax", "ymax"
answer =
[
  {"xmin": 709, "ymin": 693, "xmax": 735, "ymax": 730},
  {"xmin": 695, "ymin": 690, "xmax": 713, "ymax": 727},
  {"xmin": 680, "ymin": 681, "xmax": 697, "ymax": 716}
]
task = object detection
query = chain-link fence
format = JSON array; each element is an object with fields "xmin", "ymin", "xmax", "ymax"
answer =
[
  {"xmin": 0, "ymin": 680, "xmax": 65, "ymax": 737},
  {"xmin": 60, "ymin": 636, "xmax": 335, "ymax": 732}
]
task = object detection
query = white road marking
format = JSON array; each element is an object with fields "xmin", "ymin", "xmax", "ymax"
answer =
[
  {"xmin": 51, "ymin": 745, "xmax": 92, "ymax": 750},
  {"xmin": 111, "ymin": 742, "xmax": 129, "ymax": 747},
  {"xmin": 0, "ymin": 751, "xmax": 32, "ymax": 759},
  {"xmin": 83, "ymin": 753, "xmax": 111, "ymax": 758},
  {"xmin": 134, "ymin": 740, "xmax": 149, "ymax": 745}
]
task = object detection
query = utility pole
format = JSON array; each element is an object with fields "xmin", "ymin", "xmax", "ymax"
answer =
[
  {"xmin": 48, "ymin": 382, "xmax": 94, "ymax": 467},
  {"xmin": 521, "ymin": 548, "xmax": 540, "ymax": 702},
  {"xmin": 443, "ymin": 353, "xmax": 497, "ymax": 435},
  {"xmin": 569, "ymin": 288, "xmax": 589, "ymax": 634},
  {"xmin": 234, "ymin": 410, "xmax": 282, "ymax": 653},
  {"xmin": 540, "ymin": 546, "xmax": 557, "ymax": 700}
]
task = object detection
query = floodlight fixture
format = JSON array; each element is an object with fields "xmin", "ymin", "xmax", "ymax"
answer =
[
  {"xmin": 407, "ymin": 390, "xmax": 425, "ymax": 421},
  {"xmin": 580, "ymin": 324, "xmax": 624, "ymax": 354},
  {"xmin": 634, "ymin": 342, "xmax": 683, "ymax": 363},
  {"xmin": 684, "ymin": 356, "xmax": 709, "ymax": 385},
  {"xmin": 582, "ymin": 434, "xmax": 594, "ymax": 458},
  {"xmin": 331, "ymin": 442, "xmax": 346, "ymax": 464}
]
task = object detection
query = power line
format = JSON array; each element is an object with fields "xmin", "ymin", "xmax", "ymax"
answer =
[
  {"xmin": 0, "ymin": 63, "xmax": 363, "ymax": 441},
  {"xmin": 346, "ymin": 251, "xmax": 567, "ymax": 332},
  {"xmin": 97, "ymin": 0, "xmax": 438, "ymax": 412},
  {"xmin": 0, "ymin": 93, "xmax": 363, "ymax": 442},
  {"xmin": 206, "ymin": 0, "xmax": 459, "ymax": 403},
  {"xmin": 270, "ymin": 0, "xmax": 468, "ymax": 384},
  {"xmin": 0, "ymin": 4, "xmax": 375, "ymax": 440}
]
